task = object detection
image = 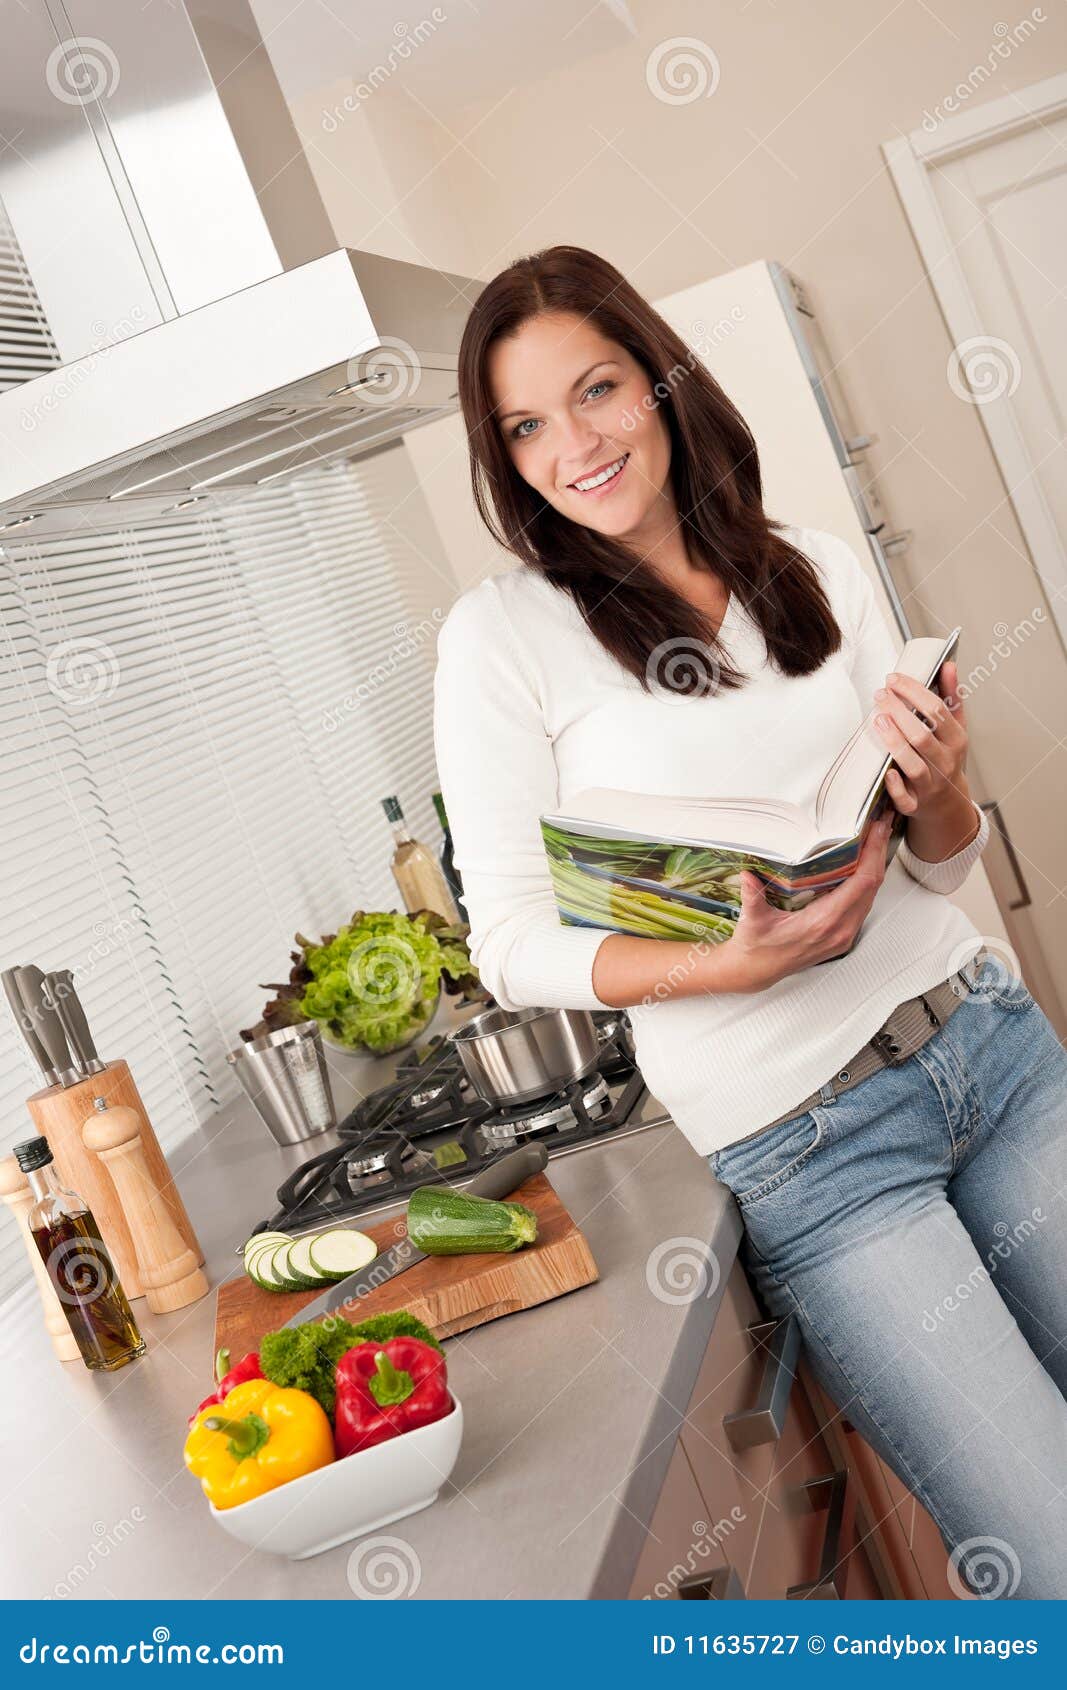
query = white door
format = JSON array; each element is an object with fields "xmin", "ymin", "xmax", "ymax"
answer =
[{"xmin": 885, "ymin": 74, "xmax": 1067, "ymax": 1028}]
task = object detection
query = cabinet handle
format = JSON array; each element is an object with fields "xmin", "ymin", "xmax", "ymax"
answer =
[
  {"xmin": 678, "ymin": 1563, "xmax": 747, "ymax": 1600},
  {"xmin": 981, "ymin": 799, "xmax": 1031, "ymax": 910},
  {"xmin": 722, "ymin": 1315, "xmax": 800, "ymax": 1450},
  {"xmin": 786, "ymin": 1468, "xmax": 849, "ymax": 1600}
]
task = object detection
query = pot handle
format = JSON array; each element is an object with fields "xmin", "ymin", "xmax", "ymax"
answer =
[{"xmin": 463, "ymin": 1142, "xmax": 549, "ymax": 1201}]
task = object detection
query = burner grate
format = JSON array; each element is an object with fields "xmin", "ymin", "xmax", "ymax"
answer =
[{"xmin": 252, "ymin": 1009, "xmax": 648, "ymax": 1238}]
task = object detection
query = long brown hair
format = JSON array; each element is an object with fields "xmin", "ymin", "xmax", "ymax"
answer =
[{"xmin": 456, "ymin": 245, "xmax": 842, "ymax": 694}]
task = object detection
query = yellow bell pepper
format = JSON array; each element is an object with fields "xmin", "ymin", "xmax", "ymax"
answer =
[{"xmin": 183, "ymin": 1377, "xmax": 334, "ymax": 1510}]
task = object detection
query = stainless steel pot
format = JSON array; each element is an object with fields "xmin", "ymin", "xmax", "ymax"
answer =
[
  {"xmin": 447, "ymin": 1005, "xmax": 600, "ymax": 1106},
  {"xmin": 226, "ymin": 1021, "xmax": 336, "ymax": 1146}
]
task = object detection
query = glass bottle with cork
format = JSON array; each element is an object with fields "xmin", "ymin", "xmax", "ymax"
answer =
[
  {"xmin": 381, "ymin": 795, "xmax": 459, "ymax": 922},
  {"xmin": 15, "ymin": 1135, "xmax": 145, "ymax": 1371},
  {"xmin": 432, "ymin": 790, "xmax": 466, "ymax": 922}
]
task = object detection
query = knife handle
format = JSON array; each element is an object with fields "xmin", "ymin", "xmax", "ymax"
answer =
[
  {"xmin": 14, "ymin": 965, "xmax": 81, "ymax": 1087},
  {"xmin": 463, "ymin": 1142, "xmax": 548, "ymax": 1201},
  {"xmin": 46, "ymin": 971, "xmax": 106, "ymax": 1075},
  {"xmin": 2, "ymin": 968, "xmax": 59, "ymax": 1086}
]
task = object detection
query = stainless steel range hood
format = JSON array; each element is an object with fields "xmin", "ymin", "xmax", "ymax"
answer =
[{"xmin": 0, "ymin": 0, "xmax": 480, "ymax": 538}]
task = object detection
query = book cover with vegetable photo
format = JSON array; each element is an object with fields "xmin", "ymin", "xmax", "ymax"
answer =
[{"xmin": 541, "ymin": 626, "xmax": 960, "ymax": 944}]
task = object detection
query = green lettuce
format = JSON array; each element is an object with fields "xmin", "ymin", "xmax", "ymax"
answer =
[{"xmin": 298, "ymin": 910, "xmax": 476, "ymax": 1052}]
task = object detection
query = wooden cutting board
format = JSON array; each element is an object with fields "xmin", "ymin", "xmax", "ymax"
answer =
[{"xmin": 213, "ymin": 1172, "xmax": 598, "ymax": 1358}]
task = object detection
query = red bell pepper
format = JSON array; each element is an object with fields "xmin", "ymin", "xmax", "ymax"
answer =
[
  {"xmin": 189, "ymin": 1348, "xmax": 263, "ymax": 1424},
  {"xmin": 333, "ymin": 1336, "xmax": 451, "ymax": 1457}
]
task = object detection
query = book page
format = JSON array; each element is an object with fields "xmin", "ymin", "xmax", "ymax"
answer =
[{"xmin": 811, "ymin": 627, "xmax": 960, "ymax": 848}]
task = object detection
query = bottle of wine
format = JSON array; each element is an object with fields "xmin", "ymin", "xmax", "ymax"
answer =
[
  {"xmin": 432, "ymin": 790, "xmax": 466, "ymax": 921},
  {"xmin": 381, "ymin": 795, "xmax": 459, "ymax": 922},
  {"xmin": 15, "ymin": 1135, "xmax": 145, "ymax": 1372}
]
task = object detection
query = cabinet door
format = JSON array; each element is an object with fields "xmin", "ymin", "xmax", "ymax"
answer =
[
  {"xmin": 805, "ymin": 1366, "xmax": 952, "ymax": 1600},
  {"xmin": 677, "ymin": 1259, "xmax": 776, "ymax": 1594},
  {"xmin": 746, "ymin": 1362, "xmax": 870, "ymax": 1599},
  {"xmin": 628, "ymin": 1438, "xmax": 728, "ymax": 1600}
]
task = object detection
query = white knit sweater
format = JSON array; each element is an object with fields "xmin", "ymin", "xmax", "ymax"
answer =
[{"xmin": 432, "ymin": 526, "xmax": 991, "ymax": 1155}]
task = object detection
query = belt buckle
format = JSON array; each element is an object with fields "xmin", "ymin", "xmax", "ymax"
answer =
[
  {"xmin": 869, "ymin": 1002, "xmax": 925, "ymax": 1066},
  {"xmin": 869, "ymin": 1026, "xmax": 909, "ymax": 1066},
  {"xmin": 954, "ymin": 946, "xmax": 986, "ymax": 995}
]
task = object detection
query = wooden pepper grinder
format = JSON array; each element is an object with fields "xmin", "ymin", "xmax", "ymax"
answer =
[
  {"xmin": 82, "ymin": 1097, "xmax": 209, "ymax": 1313},
  {"xmin": 0, "ymin": 1156, "xmax": 81, "ymax": 1362}
]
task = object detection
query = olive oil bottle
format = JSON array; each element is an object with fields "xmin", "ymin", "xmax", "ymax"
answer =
[
  {"xmin": 381, "ymin": 795, "xmax": 459, "ymax": 922},
  {"xmin": 432, "ymin": 790, "xmax": 466, "ymax": 921},
  {"xmin": 15, "ymin": 1135, "xmax": 145, "ymax": 1372}
]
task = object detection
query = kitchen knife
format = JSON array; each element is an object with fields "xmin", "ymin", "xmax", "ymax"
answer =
[
  {"xmin": 14, "ymin": 965, "xmax": 82, "ymax": 1088},
  {"xmin": 2, "ymin": 966, "xmax": 60, "ymax": 1086},
  {"xmin": 278, "ymin": 1140, "xmax": 550, "ymax": 1329},
  {"xmin": 43, "ymin": 971, "xmax": 106, "ymax": 1075}
]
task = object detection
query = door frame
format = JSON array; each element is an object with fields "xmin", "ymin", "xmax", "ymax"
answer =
[{"xmin": 882, "ymin": 71, "xmax": 1067, "ymax": 656}]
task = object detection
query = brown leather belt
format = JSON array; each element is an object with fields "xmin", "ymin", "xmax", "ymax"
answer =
[{"xmin": 756, "ymin": 945, "xmax": 989, "ymax": 1135}]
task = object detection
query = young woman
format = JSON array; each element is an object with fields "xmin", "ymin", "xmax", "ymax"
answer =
[{"xmin": 433, "ymin": 245, "xmax": 1067, "ymax": 1599}]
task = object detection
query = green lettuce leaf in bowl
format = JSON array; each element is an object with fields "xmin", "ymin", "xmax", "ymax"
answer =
[{"xmin": 246, "ymin": 910, "xmax": 482, "ymax": 1055}]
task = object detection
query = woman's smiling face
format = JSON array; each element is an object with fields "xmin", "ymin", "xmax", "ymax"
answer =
[{"xmin": 487, "ymin": 311, "xmax": 673, "ymax": 540}]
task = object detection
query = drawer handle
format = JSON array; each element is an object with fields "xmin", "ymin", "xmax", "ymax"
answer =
[
  {"xmin": 786, "ymin": 1468, "xmax": 848, "ymax": 1600},
  {"xmin": 678, "ymin": 1562, "xmax": 746, "ymax": 1600},
  {"xmin": 981, "ymin": 798, "xmax": 1031, "ymax": 910},
  {"xmin": 722, "ymin": 1315, "xmax": 800, "ymax": 1450}
]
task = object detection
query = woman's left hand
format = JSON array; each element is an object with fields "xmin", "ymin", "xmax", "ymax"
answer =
[{"xmin": 873, "ymin": 659, "xmax": 968, "ymax": 818}]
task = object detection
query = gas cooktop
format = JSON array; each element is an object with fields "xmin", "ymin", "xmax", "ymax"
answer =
[{"xmin": 253, "ymin": 1009, "xmax": 669, "ymax": 1237}]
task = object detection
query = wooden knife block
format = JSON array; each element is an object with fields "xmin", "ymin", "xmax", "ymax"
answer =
[{"xmin": 25, "ymin": 1059, "xmax": 203, "ymax": 1301}]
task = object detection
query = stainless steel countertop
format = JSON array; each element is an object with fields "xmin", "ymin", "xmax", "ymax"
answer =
[{"xmin": 0, "ymin": 998, "xmax": 742, "ymax": 1600}]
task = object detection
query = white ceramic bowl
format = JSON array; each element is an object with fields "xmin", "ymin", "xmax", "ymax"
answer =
[{"xmin": 207, "ymin": 1396, "xmax": 463, "ymax": 1560}]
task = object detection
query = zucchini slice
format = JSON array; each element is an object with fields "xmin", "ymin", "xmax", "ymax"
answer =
[
  {"xmin": 266, "ymin": 1240, "xmax": 311, "ymax": 1292},
  {"xmin": 278, "ymin": 1238, "xmax": 325, "ymax": 1290},
  {"xmin": 284, "ymin": 1234, "xmax": 331, "ymax": 1288},
  {"xmin": 243, "ymin": 1243, "xmax": 290, "ymax": 1277},
  {"xmin": 243, "ymin": 1230, "xmax": 288, "ymax": 1266},
  {"xmin": 250, "ymin": 1240, "xmax": 298, "ymax": 1291},
  {"xmin": 307, "ymin": 1227, "xmax": 377, "ymax": 1281}
]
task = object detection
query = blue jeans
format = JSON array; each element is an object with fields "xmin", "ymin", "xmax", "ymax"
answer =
[{"xmin": 707, "ymin": 954, "xmax": 1067, "ymax": 1599}]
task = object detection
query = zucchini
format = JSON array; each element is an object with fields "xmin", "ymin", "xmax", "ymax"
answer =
[
  {"xmin": 247, "ymin": 1243, "xmax": 284, "ymax": 1290},
  {"xmin": 278, "ymin": 1239, "xmax": 324, "ymax": 1290},
  {"xmin": 267, "ymin": 1240, "xmax": 313, "ymax": 1291},
  {"xmin": 406, "ymin": 1183, "xmax": 538, "ymax": 1255},
  {"xmin": 246, "ymin": 1236, "xmax": 293, "ymax": 1289},
  {"xmin": 307, "ymin": 1228, "xmax": 377, "ymax": 1281},
  {"xmin": 243, "ymin": 1231, "xmax": 288, "ymax": 1267}
]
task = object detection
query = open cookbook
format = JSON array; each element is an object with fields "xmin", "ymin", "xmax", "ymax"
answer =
[{"xmin": 541, "ymin": 626, "xmax": 961, "ymax": 945}]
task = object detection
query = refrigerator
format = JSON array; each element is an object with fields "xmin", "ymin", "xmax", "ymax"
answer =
[{"xmin": 649, "ymin": 260, "xmax": 1011, "ymax": 967}]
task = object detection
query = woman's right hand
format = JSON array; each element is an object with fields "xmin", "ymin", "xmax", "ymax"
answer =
[{"xmin": 713, "ymin": 812, "xmax": 896, "ymax": 993}]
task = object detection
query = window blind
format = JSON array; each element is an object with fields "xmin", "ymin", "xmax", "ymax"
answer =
[
  {"xmin": 0, "ymin": 450, "xmax": 455, "ymax": 1304},
  {"xmin": 0, "ymin": 198, "xmax": 59, "ymax": 392}
]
